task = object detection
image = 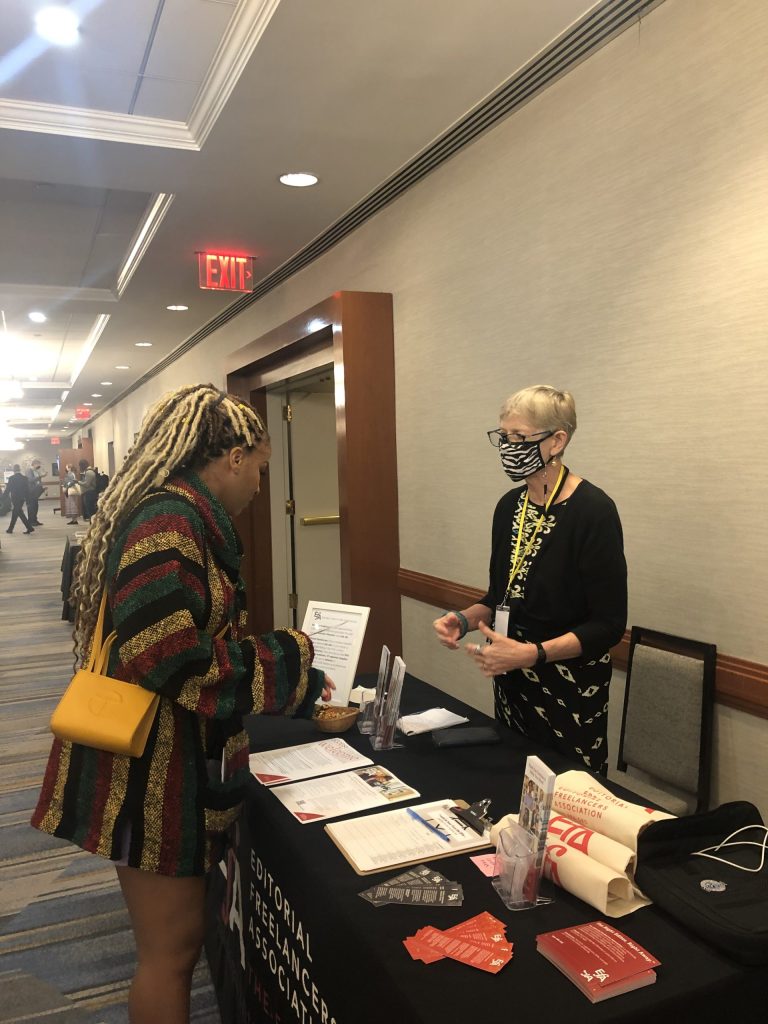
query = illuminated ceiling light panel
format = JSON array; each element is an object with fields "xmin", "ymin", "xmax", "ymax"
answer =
[
  {"xmin": 135, "ymin": 341, "xmax": 152, "ymax": 347},
  {"xmin": 115, "ymin": 365, "xmax": 130, "ymax": 370},
  {"xmin": 100, "ymin": 381, "xmax": 112, "ymax": 386},
  {"xmin": 279, "ymin": 172, "xmax": 318, "ymax": 187},
  {"xmin": 35, "ymin": 6, "xmax": 80, "ymax": 47},
  {"xmin": 166, "ymin": 304, "xmax": 188, "ymax": 311},
  {"xmin": 91, "ymin": 393, "xmax": 102, "ymax": 398},
  {"xmin": 28, "ymin": 311, "xmax": 47, "ymax": 323}
]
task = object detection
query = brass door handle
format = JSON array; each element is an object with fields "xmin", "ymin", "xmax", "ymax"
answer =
[{"xmin": 300, "ymin": 514, "xmax": 340, "ymax": 526}]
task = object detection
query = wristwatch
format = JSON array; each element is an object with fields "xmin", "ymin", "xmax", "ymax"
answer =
[{"xmin": 534, "ymin": 641, "xmax": 547, "ymax": 665}]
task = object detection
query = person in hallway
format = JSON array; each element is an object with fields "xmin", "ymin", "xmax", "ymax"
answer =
[
  {"xmin": 62, "ymin": 464, "xmax": 81, "ymax": 525},
  {"xmin": 78, "ymin": 459, "xmax": 97, "ymax": 520},
  {"xmin": 25, "ymin": 459, "xmax": 46, "ymax": 526},
  {"xmin": 433, "ymin": 385, "xmax": 627, "ymax": 775},
  {"xmin": 4, "ymin": 465, "xmax": 34, "ymax": 534},
  {"xmin": 32, "ymin": 384, "xmax": 334, "ymax": 1024}
]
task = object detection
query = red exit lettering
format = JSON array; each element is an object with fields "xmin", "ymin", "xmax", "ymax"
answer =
[{"xmin": 197, "ymin": 252, "xmax": 256, "ymax": 292}]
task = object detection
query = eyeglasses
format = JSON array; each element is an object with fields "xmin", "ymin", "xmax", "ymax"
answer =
[{"xmin": 487, "ymin": 428, "xmax": 553, "ymax": 448}]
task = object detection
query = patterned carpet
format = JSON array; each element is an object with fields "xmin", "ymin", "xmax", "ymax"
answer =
[{"xmin": 0, "ymin": 505, "xmax": 220, "ymax": 1022}]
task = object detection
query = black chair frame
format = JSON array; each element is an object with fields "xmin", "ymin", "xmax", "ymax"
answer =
[{"xmin": 617, "ymin": 625, "xmax": 716, "ymax": 814}]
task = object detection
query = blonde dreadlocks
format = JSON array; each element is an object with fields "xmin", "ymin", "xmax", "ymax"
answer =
[{"xmin": 71, "ymin": 384, "xmax": 267, "ymax": 664}]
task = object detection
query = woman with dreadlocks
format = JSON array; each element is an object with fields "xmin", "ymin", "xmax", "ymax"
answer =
[{"xmin": 32, "ymin": 384, "xmax": 333, "ymax": 1024}]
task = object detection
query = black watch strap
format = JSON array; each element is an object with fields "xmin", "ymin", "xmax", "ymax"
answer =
[{"xmin": 535, "ymin": 641, "xmax": 547, "ymax": 665}]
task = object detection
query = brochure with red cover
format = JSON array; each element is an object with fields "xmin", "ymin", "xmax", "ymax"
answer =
[{"xmin": 536, "ymin": 921, "xmax": 660, "ymax": 1002}]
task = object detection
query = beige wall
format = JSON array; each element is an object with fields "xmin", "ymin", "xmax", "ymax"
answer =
[{"xmin": 92, "ymin": 0, "xmax": 768, "ymax": 815}]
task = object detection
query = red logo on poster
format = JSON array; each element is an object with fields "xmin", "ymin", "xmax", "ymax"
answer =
[
  {"xmin": 50, "ymin": 436, "xmax": 61, "ymax": 445},
  {"xmin": 197, "ymin": 252, "xmax": 256, "ymax": 292},
  {"xmin": 74, "ymin": 407, "xmax": 91, "ymax": 420}
]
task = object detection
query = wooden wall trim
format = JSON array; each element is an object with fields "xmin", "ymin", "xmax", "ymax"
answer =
[{"xmin": 398, "ymin": 568, "xmax": 768, "ymax": 720}]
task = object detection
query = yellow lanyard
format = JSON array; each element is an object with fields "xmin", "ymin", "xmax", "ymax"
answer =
[{"xmin": 506, "ymin": 464, "xmax": 566, "ymax": 597}]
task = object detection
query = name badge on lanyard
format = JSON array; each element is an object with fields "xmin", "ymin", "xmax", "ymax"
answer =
[{"xmin": 494, "ymin": 605, "xmax": 510, "ymax": 638}]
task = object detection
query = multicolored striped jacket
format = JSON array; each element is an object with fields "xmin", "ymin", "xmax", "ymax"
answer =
[{"xmin": 32, "ymin": 473, "xmax": 323, "ymax": 876}]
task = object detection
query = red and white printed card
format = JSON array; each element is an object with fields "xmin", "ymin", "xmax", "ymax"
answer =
[{"xmin": 404, "ymin": 912, "xmax": 513, "ymax": 974}]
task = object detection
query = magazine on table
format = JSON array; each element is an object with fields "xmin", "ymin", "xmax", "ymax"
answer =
[
  {"xmin": 270, "ymin": 765, "xmax": 419, "ymax": 823},
  {"xmin": 249, "ymin": 738, "xmax": 373, "ymax": 786},
  {"xmin": 537, "ymin": 921, "xmax": 660, "ymax": 1002}
]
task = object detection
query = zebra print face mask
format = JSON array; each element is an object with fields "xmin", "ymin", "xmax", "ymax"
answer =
[{"xmin": 499, "ymin": 433, "xmax": 553, "ymax": 481}]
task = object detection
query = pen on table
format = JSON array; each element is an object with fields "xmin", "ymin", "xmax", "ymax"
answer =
[{"xmin": 407, "ymin": 807, "xmax": 451, "ymax": 843}]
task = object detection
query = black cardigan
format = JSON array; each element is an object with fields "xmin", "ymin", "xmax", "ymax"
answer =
[{"xmin": 480, "ymin": 479, "xmax": 627, "ymax": 660}]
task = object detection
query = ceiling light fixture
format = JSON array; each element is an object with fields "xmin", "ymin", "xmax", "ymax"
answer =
[
  {"xmin": 100, "ymin": 381, "xmax": 112, "ymax": 386},
  {"xmin": 35, "ymin": 6, "xmax": 80, "ymax": 47},
  {"xmin": 166, "ymin": 304, "xmax": 188, "ymax": 311},
  {"xmin": 135, "ymin": 341, "xmax": 152, "ymax": 347},
  {"xmin": 28, "ymin": 311, "xmax": 47, "ymax": 323},
  {"xmin": 82, "ymin": 402, "xmax": 93, "ymax": 407},
  {"xmin": 279, "ymin": 172, "xmax": 319, "ymax": 188},
  {"xmin": 115, "ymin": 365, "xmax": 130, "ymax": 370},
  {"xmin": 91, "ymin": 393, "xmax": 102, "ymax": 398}
]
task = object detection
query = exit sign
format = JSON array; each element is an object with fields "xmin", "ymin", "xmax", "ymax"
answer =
[
  {"xmin": 51, "ymin": 436, "xmax": 61, "ymax": 445},
  {"xmin": 197, "ymin": 252, "xmax": 256, "ymax": 292},
  {"xmin": 74, "ymin": 407, "xmax": 91, "ymax": 420}
]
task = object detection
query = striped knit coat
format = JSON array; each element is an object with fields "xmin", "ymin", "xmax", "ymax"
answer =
[{"xmin": 32, "ymin": 473, "xmax": 323, "ymax": 876}]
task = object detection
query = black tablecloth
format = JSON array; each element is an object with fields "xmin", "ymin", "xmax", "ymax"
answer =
[
  {"xmin": 204, "ymin": 675, "xmax": 766, "ymax": 1023},
  {"xmin": 60, "ymin": 537, "xmax": 81, "ymax": 621}
]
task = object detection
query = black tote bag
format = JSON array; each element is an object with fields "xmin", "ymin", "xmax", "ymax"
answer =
[{"xmin": 635, "ymin": 801, "xmax": 768, "ymax": 965}]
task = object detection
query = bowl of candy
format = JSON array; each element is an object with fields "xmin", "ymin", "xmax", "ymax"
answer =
[{"xmin": 313, "ymin": 704, "xmax": 360, "ymax": 734}]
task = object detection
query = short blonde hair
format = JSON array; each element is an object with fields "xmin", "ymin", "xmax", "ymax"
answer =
[{"xmin": 500, "ymin": 385, "xmax": 577, "ymax": 439}]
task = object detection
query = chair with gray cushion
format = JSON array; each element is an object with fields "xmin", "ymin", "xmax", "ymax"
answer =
[{"xmin": 617, "ymin": 626, "xmax": 716, "ymax": 816}]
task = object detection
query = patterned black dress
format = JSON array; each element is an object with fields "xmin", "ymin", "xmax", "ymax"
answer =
[{"xmin": 482, "ymin": 479, "xmax": 627, "ymax": 775}]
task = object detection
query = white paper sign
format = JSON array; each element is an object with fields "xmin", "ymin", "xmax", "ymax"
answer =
[{"xmin": 301, "ymin": 601, "xmax": 370, "ymax": 705}]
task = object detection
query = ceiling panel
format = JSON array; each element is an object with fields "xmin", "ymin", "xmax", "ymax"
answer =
[
  {"xmin": 0, "ymin": 180, "xmax": 151, "ymax": 289},
  {"xmin": 131, "ymin": 76, "xmax": 205, "ymax": 122},
  {"xmin": 144, "ymin": 0, "xmax": 238, "ymax": 83},
  {"xmin": 1, "ymin": 62, "xmax": 139, "ymax": 113}
]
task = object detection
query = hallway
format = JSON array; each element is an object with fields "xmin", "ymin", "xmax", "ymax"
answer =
[{"xmin": 0, "ymin": 507, "xmax": 219, "ymax": 1022}]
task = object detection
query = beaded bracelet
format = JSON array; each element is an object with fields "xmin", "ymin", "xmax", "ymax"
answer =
[{"xmin": 444, "ymin": 610, "xmax": 469, "ymax": 639}]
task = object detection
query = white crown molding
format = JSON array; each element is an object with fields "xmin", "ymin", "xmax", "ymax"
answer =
[
  {"xmin": 0, "ymin": 282, "xmax": 118, "ymax": 303},
  {"xmin": 0, "ymin": 97, "xmax": 199, "ymax": 149},
  {"xmin": 0, "ymin": 0, "xmax": 280, "ymax": 149},
  {"xmin": 116, "ymin": 192, "xmax": 175, "ymax": 297},
  {"xmin": 68, "ymin": 313, "xmax": 111, "ymax": 389},
  {"xmin": 188, "ymin": 0, "xmax": 282, "ymax": 148}
]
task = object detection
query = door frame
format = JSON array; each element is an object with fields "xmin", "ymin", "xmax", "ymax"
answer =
[{"xmin": 226, "ymin": 291, "xmax": 401, "ymax": 671}]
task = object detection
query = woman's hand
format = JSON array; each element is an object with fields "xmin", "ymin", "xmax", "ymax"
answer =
[
  {"xmin": 433, "ymin": 612, "xmax": 464, "ymax": 650},
  {"xmin": 321, "ymin": 675, "xmax": 336, "ymax": 703},
  {"xmin": 465, "ymin": 621, "xmax": 537, "ymax": 677}
]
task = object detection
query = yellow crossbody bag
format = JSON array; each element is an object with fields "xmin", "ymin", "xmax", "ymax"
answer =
[{"xmin": 50, "ymin": 589, "xmax": 160, "ymax": 758}]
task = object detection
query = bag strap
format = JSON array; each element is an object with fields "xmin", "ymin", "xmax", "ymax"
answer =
[{"xmin": 86, "ymin": 588, "xmax": 111, "ymax": 674}]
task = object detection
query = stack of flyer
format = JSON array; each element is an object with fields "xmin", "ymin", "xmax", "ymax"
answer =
[{"xmin": 536, "ymin": 921, "xmax": 660, "ymax": 1002}]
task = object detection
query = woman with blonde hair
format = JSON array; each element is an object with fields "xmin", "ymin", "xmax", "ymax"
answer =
[
  {"xmin": 33, "ymin": 384, "xmax": 332, "ymax": 1024},
  {"xmin": 434, "ymin": 385, "xmax": 626, "ymax": 775}
]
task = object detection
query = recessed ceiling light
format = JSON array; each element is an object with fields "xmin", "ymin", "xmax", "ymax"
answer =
[
  {"xmin": 35, "ymin": 6, "xmax": 80, "ymax": 46},
  {"xmin": 100, "ymin": 381, "xmax": 113, "ymax": 386},
  {"xmin": 279, "ymin": 172, "xmax": 318, "ymax": 188},
  {"xmin": 135, "ymin": 341, "xmax": 153, "ymax": 347},
  {"xmin": 28, "ymin": 311, "xmax": 47, "ymax": 323},
  {"xmin": 91, "ymin": 393, "xmax": 102, "ymax": 398},
  {"xmin": 166, "ymin": 304, "xmax": 188, "ymax": 311},
  {"xmin": 115, "ymin": 365, "xmax": 130, "ymax": 370},
  {"xmin": 83, "ymin": 402, "xmax": 93, "ymax": 407}
]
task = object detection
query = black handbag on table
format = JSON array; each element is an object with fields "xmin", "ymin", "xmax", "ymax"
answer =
[{"xmin": 635, "ymin": 801, "xmax": 768, "ymax": 965}]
